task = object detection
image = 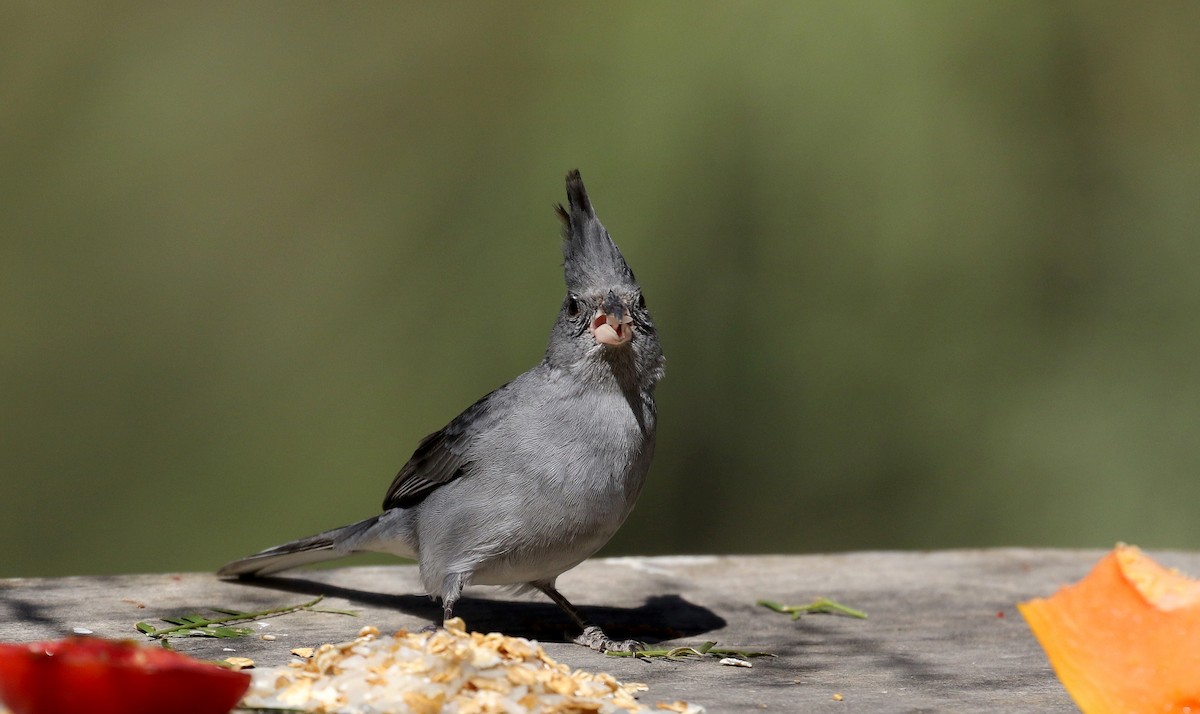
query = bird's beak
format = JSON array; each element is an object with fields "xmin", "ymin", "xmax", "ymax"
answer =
[{"xmin": 590, "ymin": 290, "xmax": 634, "ymax": 347}]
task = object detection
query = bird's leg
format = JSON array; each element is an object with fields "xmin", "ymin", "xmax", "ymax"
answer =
[
  {"xmin": 533, "ymin": 582, "xmax": 643, "ymax": 653},
  {"xmin": 442, "ymin": 572, "xmax": 468, "ymax": 622},
  {"xmin": 420, "ymin": 572, "xmax": 468, "ymax": 632}
]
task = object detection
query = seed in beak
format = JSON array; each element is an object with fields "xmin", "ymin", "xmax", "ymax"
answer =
[{"xmin": 590, "ymin": 310, "xmax": 632, "ymax": 346}]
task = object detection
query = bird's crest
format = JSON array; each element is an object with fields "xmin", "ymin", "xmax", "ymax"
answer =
[{"xmin": 556, "ymin": 170, "xmax": 635, "ymax": 293}]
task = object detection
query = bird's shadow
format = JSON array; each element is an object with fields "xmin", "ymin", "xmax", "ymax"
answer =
[{"xmin": 230, "ymin": 575, "xmax": 723, "ymax": 644}]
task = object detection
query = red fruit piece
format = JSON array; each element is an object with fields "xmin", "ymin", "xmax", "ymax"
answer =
[{"xmin": 0, "ymin": 637, "xmax": 250, "ymax": 714}]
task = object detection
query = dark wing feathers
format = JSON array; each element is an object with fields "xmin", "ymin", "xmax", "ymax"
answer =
[
  {"xmin": 380, "ymin": 431, "xmax": 469, "ymax": 509},
  {"xmin": 381, "ymin": 382, "xmax": 507, "ymax": 510}
]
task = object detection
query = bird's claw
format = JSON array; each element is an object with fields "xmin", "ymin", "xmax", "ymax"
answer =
[{"xmin": 574, "ymin": 625, "xmax": 644, "ymax": 653}]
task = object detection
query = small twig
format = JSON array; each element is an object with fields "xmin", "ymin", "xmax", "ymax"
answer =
[
  {"xmin": 137, "ymin": 596, "xmax": 338, "ymax": 638},
  {"xmin": 758, "ymin": 597, "xmax": 868, "ymax": 620}
]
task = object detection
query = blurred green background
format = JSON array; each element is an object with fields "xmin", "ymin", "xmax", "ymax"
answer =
[{"xmin": 3, "ymin": 2, "xmax": 1199, "ymax": 578}]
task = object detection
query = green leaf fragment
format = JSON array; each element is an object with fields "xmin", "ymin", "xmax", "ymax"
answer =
[
  {"xmin": 756, "ymin": 597, "xmax": 868, "ymax": 620},
  {"xmin": 201, "ymin": 626, "xmax": 255, "ymax": 638}
]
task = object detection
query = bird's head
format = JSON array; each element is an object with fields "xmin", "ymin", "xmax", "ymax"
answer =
[{"xmin": 546, "ymin": 170, "xmax": 663, "ymax": 388}]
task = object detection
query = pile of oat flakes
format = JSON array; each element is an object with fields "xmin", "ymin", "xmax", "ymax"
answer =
[{"xmin": 241, "ymin": 618, "xmax": 702, "ymax": 713}]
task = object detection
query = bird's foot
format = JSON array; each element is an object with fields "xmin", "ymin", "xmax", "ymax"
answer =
[{"xmin": 574, "ymin": 625, "xmax": 644, "ymax": 653}]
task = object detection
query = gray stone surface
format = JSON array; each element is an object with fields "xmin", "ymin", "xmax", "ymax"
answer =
[{"xmin": 4, "ymin": 549, "xmax": 1194, "ymax": 711}]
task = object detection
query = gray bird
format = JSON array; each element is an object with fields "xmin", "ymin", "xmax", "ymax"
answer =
[{"xmin": 219, "ymin": 170, "xmax": 664, "ymax": 652}]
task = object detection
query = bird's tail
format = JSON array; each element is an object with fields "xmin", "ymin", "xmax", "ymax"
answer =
[{"xmin": 217, "ymin": 516, "xmax": 381, "ymax": 578}]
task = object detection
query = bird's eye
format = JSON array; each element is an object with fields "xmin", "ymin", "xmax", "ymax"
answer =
[{"xmin": 566, "ymin": 295, "xmax": 580, "ymax": 318}]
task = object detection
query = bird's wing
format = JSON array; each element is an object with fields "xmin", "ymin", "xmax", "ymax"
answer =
[{"xmin": 381, "ymin": 382, "xmax": 507, "ymax": 510}]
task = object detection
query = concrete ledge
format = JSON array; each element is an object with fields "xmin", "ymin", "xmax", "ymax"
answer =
[{"xmin": 5, "ymin": 549, "xmax": 1191, "ymax": 711}]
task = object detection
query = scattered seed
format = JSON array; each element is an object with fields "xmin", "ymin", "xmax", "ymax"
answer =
[{"xmin": 224, "ymin": 657, "xmax": 255, "ymax": 670}]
